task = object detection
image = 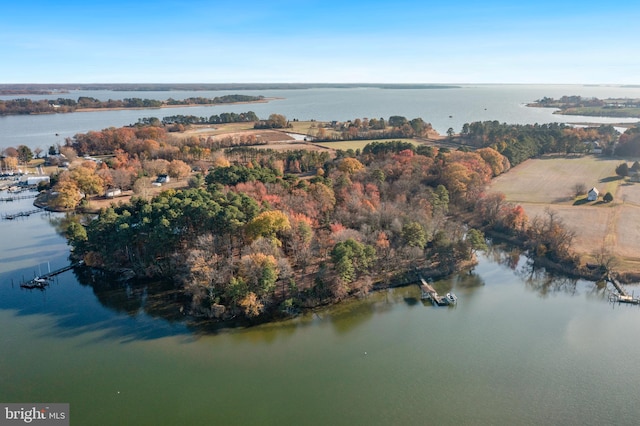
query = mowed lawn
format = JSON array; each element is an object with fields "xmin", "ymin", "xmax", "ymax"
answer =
[
  {"xmin": 491, "ymin": 155, "xmax": 622, "ymax": 204},
  {"xmin": 491, "ymin": 155, "xmax": 640, "ymax": 272}
]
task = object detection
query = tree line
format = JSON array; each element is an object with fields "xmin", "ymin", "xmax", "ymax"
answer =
[{"xmin": 0, "ymin": 95, "xmax": 264, "ymax": 116}]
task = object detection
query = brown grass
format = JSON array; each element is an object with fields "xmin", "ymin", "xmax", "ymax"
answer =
[{"xmin": 491, "ymin": 155, "xmax": 640, "ymax": 274}]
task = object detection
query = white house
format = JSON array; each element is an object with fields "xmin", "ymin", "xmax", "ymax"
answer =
[
  {"xmin": 105, "ymin": 188, "xmax": 122, "ymax": 198},
  {"xmin": 587, "ymin": 187, "xmax": 599, "ymax": 201}
]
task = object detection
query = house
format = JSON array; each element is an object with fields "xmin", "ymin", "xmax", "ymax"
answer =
[
  {"xmin": 587, "ymin": 187, "xmax": 599, "ymax": 201},
  {"xmin": 155, "ymin": 174, "xmax": 170, "ymax": 184},
  {"xmin": 105, "ymin": 188, "xmax": 122, "ymax": 198},
  {"xmin": 20, "ymin": 175, "xmax": 50, "ymax": 186}
]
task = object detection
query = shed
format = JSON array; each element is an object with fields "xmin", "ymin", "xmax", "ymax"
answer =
[{"xmin": 587, "ymin": 187, "xmax": 599, "ymax": 201}]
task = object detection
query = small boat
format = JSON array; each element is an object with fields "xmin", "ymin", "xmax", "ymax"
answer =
[
  {"xmin": 446, "ymin": 293, "xmax": 458, "ymax": 304},
  {"xmin": 21, "ymin": 280, "xmax": 48, "ymax": 290}
]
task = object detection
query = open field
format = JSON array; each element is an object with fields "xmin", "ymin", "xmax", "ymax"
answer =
[
  {"xmin": 491, "ymin": 155, "xmax": 640, "ymax": 273},
  {"xmin": 313, "ymin": 138, "xmax": 417, "ymax": 152}
]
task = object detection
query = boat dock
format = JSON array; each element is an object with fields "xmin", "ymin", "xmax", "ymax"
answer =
[
  {"xmin": 2, "ymin": 208, "xmax": 43, "ymax": 220},
  {"xmin": 0, "ymin": 193, "xmax": 37, "ymax": 202},
  {"xmin": 607, "ymin": 273, "xmax": 640, "ymax": 305},
  {"xmin": 418, "ymin": 277, "xmax": 457, "ymax": 306},
  {"xmin": 19, "ymin": 262, "xmax": 81, "ymax": 290}
]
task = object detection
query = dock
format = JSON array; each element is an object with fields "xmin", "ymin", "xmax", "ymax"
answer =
[
  {"xmin": 418, "ymin": 277, "xmax": 457, "ymax": 306},
  {"xmin": 0, "ymin": 193, "xmax": 37, "ymax": 202},
  {"xmin": 2, "ymin": 208, "xmax": 43, "ymax": 220},
  {"xmin": 607, "ymin": 273, "xmax": 640, "ymax": 305},
  {"xmin": 19, "ymin": 262, "xmax": 81, "ymax": 290}
]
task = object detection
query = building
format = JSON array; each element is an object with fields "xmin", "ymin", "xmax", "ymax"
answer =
[
  {"xmin": 587, "ymin": 187, "xmax": 599, "ymax": 201},
  {"xmin": 105, "ymin": 188, "xmax": 122, "ymax": 198},
  {"xmin": 156, "ymin": 174, "xmax": 170, "ymax": 184}
]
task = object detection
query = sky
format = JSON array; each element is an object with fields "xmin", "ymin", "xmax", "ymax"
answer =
[{"xmin": 1, "ymin": 0, "xmax": 639, "ymax": 84}]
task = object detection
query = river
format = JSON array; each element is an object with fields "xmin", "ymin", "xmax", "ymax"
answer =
[
  {"xmin": 2, "ymin": 85, "xmax": 640, "ymax": 152},
  {"xmin": 2, "ymin": 86, "xmax": 640, "ymax": 425}
]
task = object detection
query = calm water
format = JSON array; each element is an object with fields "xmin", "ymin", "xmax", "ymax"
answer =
[
  {"xmin": 2, "ymin": 193, "xmax": 640, "ymax": 425},
  {"xmin": 2, "ymin": 85, "xmax": 640, "ymax": 151},
  {"xmin": 2, "ymin": 87, "xmax": 640, "ymax": 425}
]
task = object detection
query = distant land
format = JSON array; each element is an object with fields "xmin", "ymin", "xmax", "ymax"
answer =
[
  {"xmin": 528, "ymin": 95, "xmax": 640, "ymax": 118},
  {"xmin": 0, "ymin": 83, "xmax": 461, "ymax": 95}
]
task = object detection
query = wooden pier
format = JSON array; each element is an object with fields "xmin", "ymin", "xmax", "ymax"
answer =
[
  {"xmin": 418, "ymin": 277, "xmax": 456, "ymax": 306},
  {"xmin": 607, "ymin": 273, "xmax": 640, "ymax": 305},
  {"xmin": 19, "ymin": 262, "xmax": 80, "ymax": 290},
  {"xmin": 2, "ymin": 208, "xmax": 43, "ymax": 220},
  {"xmin": 0, "ymin": 193, "xmax": 37, "ymax": 202}
]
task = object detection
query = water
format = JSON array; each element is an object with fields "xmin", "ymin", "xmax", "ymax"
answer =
[
  {"xmin": 2, "ymin": 86, "xmax": 640, "ymax": 424},
  {"xmin": 2, "ymin": 85, "xmax": 640, "ymax": 152},
  {"xmin": 2, "ymin": 193, "xmax": 640, "ymax": 425}
]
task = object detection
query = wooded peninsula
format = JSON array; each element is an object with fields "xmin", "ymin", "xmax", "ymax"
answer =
[
  {"xmin": 528, "ymin": 95, "xmax": 640, "ymax": 118},
  {"xmin": 8, "ymin": 111, "xmax": 630, "ymax": 323},
  {"xmin": 0, "ymin": 94, "xmax": 266, "ymax": 116}
]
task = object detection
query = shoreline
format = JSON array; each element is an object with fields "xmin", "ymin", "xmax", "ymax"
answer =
[{"xmin": 3, "ymin": 97, "xmax": 281, "ymax": 117}]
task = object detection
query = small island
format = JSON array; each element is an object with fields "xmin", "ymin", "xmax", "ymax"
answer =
[{"xmin": 528, "ymin": 95, "xmax": 640, "ymax": 118}]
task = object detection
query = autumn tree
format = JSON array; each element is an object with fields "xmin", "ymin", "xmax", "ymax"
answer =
[
  {"xmin": 52, "ymin": 174, "xmax": 83, "ymax": 209},
  {"xmin": 168, "ymin": 159, "xmax": 191, "ymax": 180},
  {"xmin": 338, "ymin": 157, "xmax": 364, "ymax": 174},
  {"xmin": 246, "ymin": 210, "xmax": 291, "ymax": 241},
  {"xmin": 71, "ymin": 164, "xmax": 104, "ymax": 199},
  {"xmin": 1, "ymin": 155, "xmax": 18, "ymax": 171}
]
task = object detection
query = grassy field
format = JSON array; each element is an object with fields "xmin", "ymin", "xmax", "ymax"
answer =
[
  {"xmin": 561, "ymin": 107, "xmax": 640, "ymax": 118},
  {"xmin": 313, "ymin": 139, "xmax": 417, "ymax": 151},
  {"xmin": 491, "ymin": 155, "xmax": 640, "ymax": 273}
]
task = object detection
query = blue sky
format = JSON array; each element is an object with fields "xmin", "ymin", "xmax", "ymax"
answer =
[{"xmin": 1, "ymin": 0, "xmax": 638, "ymax": 84}]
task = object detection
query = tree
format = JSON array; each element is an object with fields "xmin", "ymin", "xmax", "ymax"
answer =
[
  {"xmin": 168, "ymin": 159, "xmax": 191, "ymax": 180},
  {"xmin": 573, "ymin": 182, "xmax": 587, "ymax": 197},
  {"xmin": 16, "ymin": 145, "xmax": 33, "ymax": 163},
  {"xmin": 2, "ymin": 155, "xmax": 18, "ymax": 171},
  {"xmin": 52, "ymin": 176, "xmax": 83, "ymax": 209},
  {"xmin": 402, "ymin": 222, "xmax": 427, "ymax": 249},
  {"xmin": 338, "ymin": 157, "xmax": 364, "ymax": 174},
  {"xmin": 246, "ymin": 210, "xmax": 291, "ymax": 240},
  {"xmin": 466, "ymin": 228, "xmax": 487, "ymax": 256},
  {"xmin": 71, "ymin": 165, "xmax": 104, "ymax": 199},
  {"xmin": 388, "ymin": 115, "xmax": 408, "ymax": 127},
  {"xmin": 447, "ymin": 128, "xmax": 455, "ymax": 139},
  {"xmin": 238, "ymin": 292, "xmax": 263, "ymax": 317},
  {"xmin": 603, "ymin": 192, "xmax": 613, "ymax": 203},
  {"xmin": 331, "ymin": 238, "xmax": 376, "ymax": 284},
  {"xmin": 615, "ymin": 162, "xmax": 629, "ymax": 177}
]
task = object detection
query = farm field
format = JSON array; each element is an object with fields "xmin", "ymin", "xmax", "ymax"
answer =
[
  {"xmin": 313, "ymin": 138, "xmax": 417, "ymax": 152},
  {"xmin": 491, "ymin": 155, "xmax": 640, "ymax": 273}
]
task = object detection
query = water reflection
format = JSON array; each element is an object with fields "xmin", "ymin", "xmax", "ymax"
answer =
[{"xmin": 1, "ymin": 216, "xmax": 614, "ymax": 344}]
